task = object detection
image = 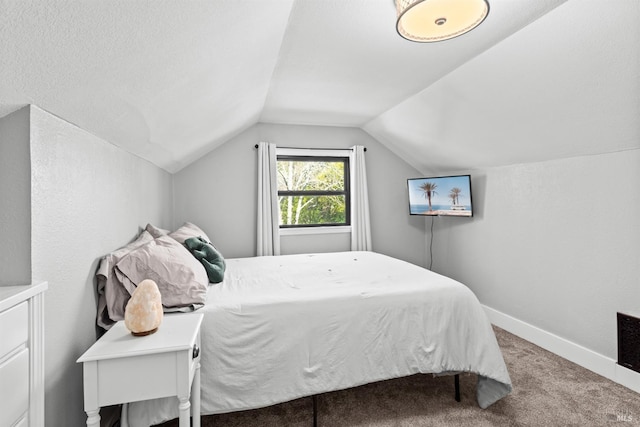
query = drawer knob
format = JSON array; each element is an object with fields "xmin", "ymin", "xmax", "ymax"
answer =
[{"xmin": 192, "ymin": 344, "xmax": 200, "ymax": 359}]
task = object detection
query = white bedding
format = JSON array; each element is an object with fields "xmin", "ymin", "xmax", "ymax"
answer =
[{"xmin": 127, "ymin": 251, "xmax": 511, "ymax": 426}]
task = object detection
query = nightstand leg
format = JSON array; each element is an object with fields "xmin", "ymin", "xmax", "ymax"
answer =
[
  {"xmin": 83, "ymin": 362, "xmax": 101, "ymax": 427},
  {"xmin": 178, "ymin": 397, "xmax": 190, "ymax": 427},
  {"xmin": 86, "ymin": 409, "xmax": 100, "ymax": 427},
  {"xmin": 192, "ymin": 361, "xmax": 201, "ymax": 427}
]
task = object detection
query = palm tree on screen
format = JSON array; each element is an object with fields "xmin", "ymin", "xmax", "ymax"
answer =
[
  {"xmin": 449, "ymin": 187, "xmax": 462, "ymax": 205},
  {"xmin": 419, "ymin": 182, "xmax": 438, "ymax": 211}
]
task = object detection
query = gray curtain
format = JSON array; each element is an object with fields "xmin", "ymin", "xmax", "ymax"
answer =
[
  {"xmin": 257, "ymin": 142, "xmax": 280, "ymax": 256},
  {"xmin": 349, "ymin": 145, "xmax": 372, "ymax": 251}
]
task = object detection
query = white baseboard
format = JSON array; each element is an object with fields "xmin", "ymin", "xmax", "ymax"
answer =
[{"xmin": 482, "ymin": 304, "xmax": 640, "ymax": 394}]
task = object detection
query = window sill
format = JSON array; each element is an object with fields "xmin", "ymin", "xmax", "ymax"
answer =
[{"xmin": 279, "ymin": 226, "xmax": 351, "ymax": 236}]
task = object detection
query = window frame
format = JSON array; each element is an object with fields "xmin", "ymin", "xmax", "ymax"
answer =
[{"xmin": 276, "ymin": 153, "xmax": 351, "ymax": 229}]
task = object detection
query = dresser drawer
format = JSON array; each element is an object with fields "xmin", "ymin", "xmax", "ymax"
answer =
[
  {"xmin": 0, "ymin": 348, "xmax": 30, "ymax": 427},
  {"xmin": 0, "ymin": 301, "xmax": 28, "ymax": 357}
]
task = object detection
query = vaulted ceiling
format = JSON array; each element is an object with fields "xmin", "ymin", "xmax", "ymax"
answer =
[{"xmin": 1, "ymin": 0, "xmax": 638, "ymax": 173}]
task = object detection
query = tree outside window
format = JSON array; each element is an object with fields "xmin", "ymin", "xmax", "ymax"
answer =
[{"xmin": 276, "ymin": 156, "xmax": 350, "ymax": 227}]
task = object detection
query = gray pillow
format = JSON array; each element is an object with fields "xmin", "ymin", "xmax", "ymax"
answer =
[
  {"xmin": 115, "ymin": 235, "xmax": 208, "ymax": 309},
  {"xmin": 169, "ymin": 222, "xmax": 212, "ymax": 246},
  {"xmin": 145, "ymin": 223, "xmax": 170, "ymax": 238},
  {"xmin": 96, "ymin": 230, "xmax": 155, "ymax": 329}
]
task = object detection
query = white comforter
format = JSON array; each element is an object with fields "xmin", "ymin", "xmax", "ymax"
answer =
[{"xmin": 128, "ymin": 251, "xmax": 511, "ymax": 426}]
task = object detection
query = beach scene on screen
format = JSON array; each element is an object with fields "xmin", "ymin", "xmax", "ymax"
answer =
[{"xmin": 408, "ymin": 176, "xmax": 472, "ymax": 217}]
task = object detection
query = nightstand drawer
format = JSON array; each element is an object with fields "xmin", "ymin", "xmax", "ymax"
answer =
[
  {"xmin": 0, "ymin": 348, "xmax": 29, "ymax": 427},
  {"xmin": 95, "ymin": 350, "xmax": 191, "ymax": 406},
  {"xmin": 0, "ymin": 301, "xmax": 28, "ymax": 357}
]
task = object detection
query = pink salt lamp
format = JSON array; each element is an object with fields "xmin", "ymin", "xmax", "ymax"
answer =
[{"xmin": 124, "ymin": 279, "xmax": 163, "ymax": 336}]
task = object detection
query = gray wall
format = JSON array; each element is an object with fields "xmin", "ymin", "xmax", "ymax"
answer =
[
  {"xmin": 27, "ymin": 106, "xmax": 173, "ymax": 427},
  {"xmin": 174, "ymin": 123, "xmax": 427, "ymax": 266},
  {"xmin": 0, "ymin": 107, "xmax": 31, "ymax": 285},
  {"xmin": 431, "ymin": 149, "xmax": 640, "ymax": 360}
]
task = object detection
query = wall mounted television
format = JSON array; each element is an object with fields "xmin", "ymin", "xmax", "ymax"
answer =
[{"xmin": 407, "ymin": 175, "xmax": 473, "ymax": 217}]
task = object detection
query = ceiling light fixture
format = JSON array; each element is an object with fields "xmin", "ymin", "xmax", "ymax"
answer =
[{"xmin": 396, "ymin": 0, "xmax": 490, "ymax": 43}]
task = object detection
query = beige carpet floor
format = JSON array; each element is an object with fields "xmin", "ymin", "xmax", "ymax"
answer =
[{"xmin": 158, "ymin": 327, "xmax": 640, "ymax": 426}]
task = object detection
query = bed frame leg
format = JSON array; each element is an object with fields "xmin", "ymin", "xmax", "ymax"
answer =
[
  {"xmin": 454, "ymin": 374, "xmax": 460, "ymax": 402},
  {"xmin": 312, "ymin": 395, "xmax": 318, "ymax": 427}
]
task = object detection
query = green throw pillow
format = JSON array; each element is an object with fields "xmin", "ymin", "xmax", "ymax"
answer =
[{"xmin": 184, "ymin": 236, "xmax": 226, "ymax": 283}]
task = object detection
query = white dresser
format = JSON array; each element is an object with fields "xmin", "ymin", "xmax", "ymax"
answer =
[{"xmin": 0, "ymin": 282, "xmax": 48, "ymax": 427}]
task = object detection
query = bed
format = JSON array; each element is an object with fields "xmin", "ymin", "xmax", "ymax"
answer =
[
  {"xmin": 95, "ymin": 223, "xmax": 511, "ymax": 425},
  {"xmin": 107, "ymin": 249, "xmax": 511, "ymax": 426}
]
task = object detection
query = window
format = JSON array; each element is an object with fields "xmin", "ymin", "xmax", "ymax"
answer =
[{"xmin": 277, "ymin": 154, "xmax": 350, "ymax": 228}]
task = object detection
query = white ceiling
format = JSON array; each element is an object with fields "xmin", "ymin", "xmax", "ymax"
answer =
[{"xmin": 1, "ymin": 0, "xmax": 638, "ymax": 174}]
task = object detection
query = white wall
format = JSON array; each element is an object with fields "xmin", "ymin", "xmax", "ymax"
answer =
[
  {"xmin": 280, "ymin": 230, "xmax": 351, "ymax": 255},
  {"xmin": 432, "ymin": 149, "xmax": 640, "ymax": 360},
  {"xmin": 15, "ymin": 102, "xmax": 636, "ymax": 423},
  {"xmin": 27, "ymin": 106, "xmax": 173, "ymax": 427},
  {"xmin": 1, "ymin": 112, "xmax": 424, "ymax": 425},
  {"xmin": 0, "ymin": 107, "xmax": 31, "ymax": 285},
  {"xmin": 174, "ymin": 123, "xmax": 427, "ymax": 266}
]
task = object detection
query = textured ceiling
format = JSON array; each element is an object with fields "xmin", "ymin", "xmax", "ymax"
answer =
[{"xmin": 1, "ymin": 0, "xmax": 638, "ymax": 174}]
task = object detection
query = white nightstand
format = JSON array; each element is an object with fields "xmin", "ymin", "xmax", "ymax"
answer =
[{"xmin": 77, "ymin": 313, "xmax": 204, "ymax": 427}]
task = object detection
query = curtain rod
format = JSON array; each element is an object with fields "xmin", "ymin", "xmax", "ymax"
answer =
[{"xmin": 254, "ymin": 144, "xmax": 366, "ymax": 152}]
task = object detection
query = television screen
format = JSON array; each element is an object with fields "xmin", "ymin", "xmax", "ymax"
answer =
[{"xmin": 407, "ymin": 175, "xmax": 473, "ymax": 217}]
